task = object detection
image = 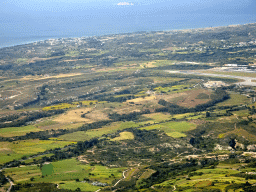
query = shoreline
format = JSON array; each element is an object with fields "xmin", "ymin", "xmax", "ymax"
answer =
[{"xmin": 0, "ymin": 22, "xmax": 255, "ymax": 50}]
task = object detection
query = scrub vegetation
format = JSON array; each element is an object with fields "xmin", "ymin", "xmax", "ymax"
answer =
[{"xmin": 1, "ymin": 23, "xmax": 256, "ymax": 191}]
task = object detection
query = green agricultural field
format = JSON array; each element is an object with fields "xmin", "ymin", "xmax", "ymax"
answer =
[
  {"xmin": 65, "ymin": 50, "xmax": 80, "ymax": 57},
  {"xmin": 42, "ymin": 100, "xmax": 98, "ymax": 111},
  {"xmin": 140, "ymin": 121, "xmax": 196, "ymax": 138},
  {"xmin": 0, "ymin": 125, "xmax": 41, "ymax": 137},
  {"xmin": 232, "ymin": 109, "xmax": 250, "ymax": 117},
  {"xmin": 84, "ymin": 121, "xmax": 142, "ymax": 137},
  {"xmin": 0, "ymin": 139, "xmax": 76, "ymax": 164},
  {"xmin": 114, "ymin": 60, "xmax": 143, "ymax": 67},
  {"xmin": 59, "ymin": 131, "xmax": 92, "ymax": 142},
  {"xmin": 23, "ymin": 153, "xmax": 55, "ymax": 164},
  {"xmin": 59, "ymin": 121, "xmax": 143, "ymax": 141},
  {"xmin": 153, "ymin": 166, "xmax": 255, "ymax": 191},
  {"xmin": 4, "ymin": 158, "xmax": 125, "ymax": 191},
  {"xmin": 186, "ymin": 114, "xmax": 204, "ymax": 120},
  {"xmin": 154, "ymin": 84, "xmax": 192, "ymax": 93},
  {"xmin": 16, "ymin": 58, "xmax": 29, "ymax": 64},
  {"xmin": 153, "ymin": 77, "xmax": 185, "ymax": 84},
  {"xmin": 142, "ymin": 113, "xmax": 172, "ymax": 123},
  {"xmin": 87, "ymin": 50, "xmax": 109, "ymax": 56},
  {"xmin": 5, "ymin": 164, "xmax": 42, "ymax": 182},
  {"xmin": 36, "ymin": 120, "xmax": 58, "ymax": 127},
  {"xmin": 171, "ymin": 113, "xmax": 194, "ymax": 119},
  {"xmin": 124, "ymin": 168, "xmax": 140, "ymax": 181},
  {"xmin": 42, "ymin": 103, "xmax": 74, "ymax": 111},
  {"xmin": 111, "ymin": 131, "xmax": 134, "ymax": 141},
  {"xmin": 59, "ymin": 181, "xmax": 100, "ymax": 192},
  {"xmin": 217, "ymin": 93, "xmax": 251, "ymax": 106},
  {"xmin": 167, "ymin": 132, "xmax": 187, "ymax": 138},
  {"xmin": 171, "ymin": 112, "xmax": 204, "ymax": 120},
  {"xmin": 221, "ymin": 128, "xmax": 256, "ymax": 142},
  {"xmin": 138, "ymin": 169, "xmax": 156, "ymax": 180}
]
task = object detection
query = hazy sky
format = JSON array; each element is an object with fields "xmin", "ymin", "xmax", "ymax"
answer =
[{"xmin": 2, "ymin": 0, "xmax": 255, "ymax": 12}]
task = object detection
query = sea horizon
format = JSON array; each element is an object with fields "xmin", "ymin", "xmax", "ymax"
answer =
[
  {"xmin": 1, "ymin": 0, "xmax": 256, "ymax": 49},
  {"xmin": 1, "ymin": 21, "xmax": 256, "ymax": 49}
]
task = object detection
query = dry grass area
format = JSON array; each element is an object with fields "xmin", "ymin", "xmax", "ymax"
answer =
[
  {"xmin": 223, "ymin": 128, "xmax": 256, "ymax": 142},
  {"xmin": 16, "ymin": 56, "xmax": 56, "ymax": 65},
  {"xmin": 110, "ymin": 101, "xmax": 146, "ymax": 115},
  {"xmin": 53, "ymin": 108, "xmax": 92, "ymax": 123},
  {"xmin": 123, "ymin": 91, "xmax": 211, "ymax": 112},
  {"xmin": 167, "ymin": 132, "xmax": 187, "ymax": 138},
  {"xmin": 174, "ymin": 89, "xmax": 211, "ymax": 108},
  {"xmin": 62, "ymin": 58, "xmax": 90, "ymax": 62},
  {"xmin": 153, "ymin": 77, "xmax": 185, "ymax": 84},
  {"xmin": 142, "ymin": 113, "xmax": 172, "ymax": 123},
  {"xmin": 162, "ymin": 47, "xmax": 178, "ymax": 51},
  {"xmin": 111, "ymin": 132, "xmax": 134, "ymax": 141},
  {"xmin": 138, "ymin": 169, "xmax": 156, "ymax": 180},
  {"xmin": 0, "ymin": 183, "xmax": 10, "ymax": 192},
  {"xmin": 38, "ymin": 122, "xmax": 84, "ymax": 130},
  {"xmin": 126, "ymin": 95, "xmax": 157, "ymax": 103},
  {"xmin": 21, "ymin": 73, "xmax": 83, "ymax": 81},
  {"xmin": 140, "ymin": 61, "xmax": 156, "ymax": 68},
  {"xmin": 216, "ymin": 115, "xmax": 238, "ymax": 122},
  {"xmin": 157, "ymin": 92, "xmax": 187, "ymax": 102},
  {"xmin": 124, "ymin": 168, "xmax": 140, "ymax": 181},
  {"xmin": 113, "ymin": 104, "xmax": 141, "ymax": 115},
  {"xmin": 84, "ymin": 110, "xmax": 109, "ymax": 121}
]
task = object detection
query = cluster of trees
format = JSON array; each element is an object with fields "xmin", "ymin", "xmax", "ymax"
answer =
[
  {"xmin": 189, "ymin": 136, "xmax": 216, "ymax": 151},
  {"xmin": 108, "ymin": 110, "xmax": 150, "ymax": 121},
  {"xmin": 156, "ymin": 64, "xmax": 213, "ymax": 70},
  {"xmin": 85, "ymin": 128, "xmax": 189, "ymax": 167},
  {"xmin": 1, "ymin": 139, "xmax": 99, "ymax": 169},
  {"xmin": 136, "ymin": 158, "xmax": 217, "ymax": 189},
  {"xmin": 48, "ymin": 139, "xmax": 99, "ymax": 161},
  {"xmin": 98, "ymin": 95, "xmax": 135, "ymax": 103},
  {"xmin": 225, "ymin": 182, "xmax": 256, "ymax": 192},
  {"xmin": 0, "ymin": 109, "xmax": 65, "ymax": 128},
  {"xmin": 0, "ymin": 120, "xmax": 112, "ymax": 142},
  {"xmin": 0, "ymin": 172, "xmax": 7, "ymax": 187},
  {"xmin": 248, "ymin": 106, "xmax": 256, "ymax": 115}
]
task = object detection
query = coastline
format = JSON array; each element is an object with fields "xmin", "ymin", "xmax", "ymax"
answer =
[{"xmin": 0, "ymin": 21, "xmax": 255, "ymax": 49}]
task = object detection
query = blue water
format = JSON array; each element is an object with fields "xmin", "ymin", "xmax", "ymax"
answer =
[{"xmin": 1, "ymin": 0, "xmax": 256, "ymax": 48}]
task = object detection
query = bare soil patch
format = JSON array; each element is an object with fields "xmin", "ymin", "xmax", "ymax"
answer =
[
  {"xmin": 84, "ymin": 110, "xmax": 109, "ymax": 121},
  {"xmin": 53, "ymin": 108, "xmax": 92, "ymax": 123},
  {"xmin": 176, "ymin": 89, "xmax": 212, "ymax": 108}
]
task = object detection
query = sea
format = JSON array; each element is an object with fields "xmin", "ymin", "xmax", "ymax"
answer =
[{"xmin": 1, "ymin": 0, "xmax": 256, "ymax": 48}]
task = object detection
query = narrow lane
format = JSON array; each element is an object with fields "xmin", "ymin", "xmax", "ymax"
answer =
[{"xmin": 6, "ymin": 177, "xmax": 14, "ymax": 192}]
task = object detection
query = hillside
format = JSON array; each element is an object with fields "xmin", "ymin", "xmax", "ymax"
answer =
[{"xmin": 0, "ymin": 23, "xmax": 256, "ymax": 192}]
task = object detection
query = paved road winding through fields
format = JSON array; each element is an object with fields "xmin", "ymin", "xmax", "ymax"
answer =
[{"xmin": 167, "ymin": 70, "xmax": 256, "ymax": 86}]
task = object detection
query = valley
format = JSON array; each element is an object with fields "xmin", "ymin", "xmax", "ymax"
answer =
[{"xmin": 0, "ymin": 23, "xmax": 256, "ymax": 192}]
